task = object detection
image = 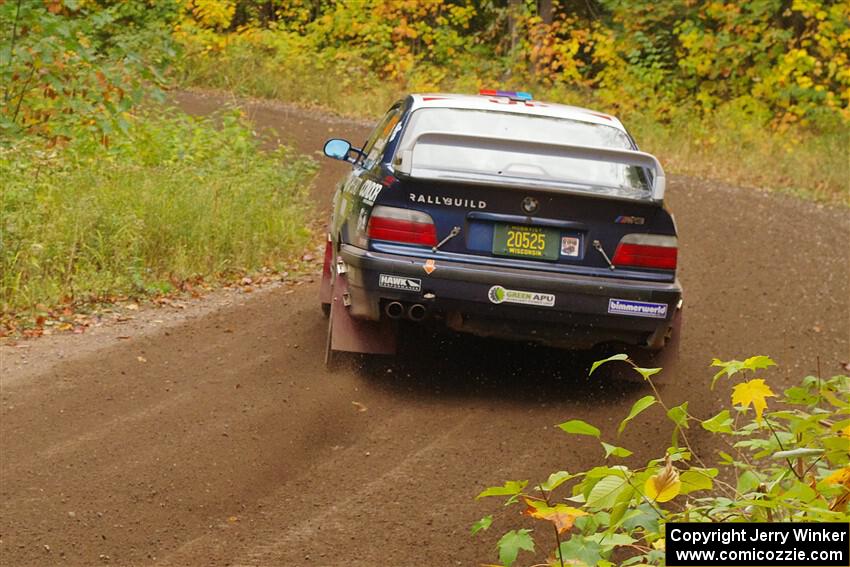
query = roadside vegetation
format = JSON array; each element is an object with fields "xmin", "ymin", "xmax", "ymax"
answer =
[
  {"xmin": 0, "ymin": 1, "xmax": 316, "ymax": 334},
  {"xmin": 474, "ymin": 356, "xmax": 850, "ymax": 566},
  {"xmin": 173, "ymin": 0, "xmax": 849, "ymax": 204}
]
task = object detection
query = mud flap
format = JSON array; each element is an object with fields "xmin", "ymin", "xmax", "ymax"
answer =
[
  {"xmin": 319, "ymin": 236, "xmax": 333, "ymax": 307},
  {"xmin": 328, "ymin": 276, "xmax": 397, "ymax": 356}
]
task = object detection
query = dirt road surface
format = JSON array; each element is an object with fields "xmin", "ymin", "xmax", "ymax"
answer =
[{"xmin": 2, "ymin": 91, "xmax": 848, "ymax": 567}]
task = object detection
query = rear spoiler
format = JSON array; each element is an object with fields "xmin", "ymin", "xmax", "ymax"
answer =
[{"xmin": 393, "ymin": 132, "xmax": 666, "ymax": 202}]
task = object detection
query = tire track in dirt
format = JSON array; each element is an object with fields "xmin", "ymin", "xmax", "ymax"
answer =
[{"xmin": 166, "ymin": 410, "xmax": 479, "ymax": 566}]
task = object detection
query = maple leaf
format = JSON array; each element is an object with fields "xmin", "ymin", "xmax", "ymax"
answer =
[
  {"xmin": 645, "ymin": 457, "xmax": 681, "ymax": 502},
  {"xmin": 522, "ymin": 499, "xmax": 586, "ymax": 534},
  {"xmin": 731, "ymin": 378, "xmax": 776, "ymax": 422}
]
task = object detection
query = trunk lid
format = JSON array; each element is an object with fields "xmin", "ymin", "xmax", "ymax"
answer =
[{"xmin": 372, "ymin": 177, "xmax": 677, "ymax": 282}]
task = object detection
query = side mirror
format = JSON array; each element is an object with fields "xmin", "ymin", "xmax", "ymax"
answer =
[{"xmin": 324, "ymin": 138, "xmax": 353, "ymax": 162}]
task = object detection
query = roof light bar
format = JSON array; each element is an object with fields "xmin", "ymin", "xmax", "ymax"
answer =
[{"xmin": 478, "ymin": 89, "xmax": 533, "ymax": 101}]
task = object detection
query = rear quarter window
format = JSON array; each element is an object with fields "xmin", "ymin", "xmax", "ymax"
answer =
[{"xmin": 361, "ymin": 105, "xmax": 403, "ymax": 170}]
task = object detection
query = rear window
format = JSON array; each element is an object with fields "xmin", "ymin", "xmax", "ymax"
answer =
[{"xmin": 396, "ymin": 108, "xmax": 652, "ymax": 199}]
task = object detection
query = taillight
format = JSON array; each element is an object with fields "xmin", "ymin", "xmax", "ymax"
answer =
[
  {"xmin": 612, "ymin": 234, "xmax": 677, "ymax": 270},
  {"xmin": 367, "ymin": 206, "xmax": 437, "ymax": 247}
]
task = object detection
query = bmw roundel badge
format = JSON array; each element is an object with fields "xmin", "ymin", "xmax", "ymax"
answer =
[{"xmin": 521, "ymin": 196, "xmax": 539, "ymax": 215}]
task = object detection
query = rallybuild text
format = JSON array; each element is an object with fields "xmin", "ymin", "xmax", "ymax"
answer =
[{"xmin": 665, "ymin": 522, "xmax": 850, "ymax": 567}]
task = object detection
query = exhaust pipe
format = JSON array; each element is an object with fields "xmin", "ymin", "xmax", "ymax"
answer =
[
  {"xmin": 407, "ymin": 304, "xmax": 427, "ymax": 322},
  {"xmin": 384, "ymin": 301, "xmax": 404, "ymax": 319}
]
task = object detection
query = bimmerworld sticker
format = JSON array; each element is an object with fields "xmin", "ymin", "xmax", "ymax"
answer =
[
  {"xmin": 608, "ymin": 298, "xmax": 668, "ymax": 318},
  {"xmin": 379, "ymin": 274, "xmax": 421, "ymax": 292},
  {"xmin": 488, "ymin": 286, "xmax": 555, "ymax": 307}
]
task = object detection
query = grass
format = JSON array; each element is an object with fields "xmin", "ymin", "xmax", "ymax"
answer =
[
  {"xmin": 1, "ymin": 108, "xmax": 317, "ymax": 318},
  {"xmin": 177, "ymin": 39, "xmax": 849, "ymax": 206}
]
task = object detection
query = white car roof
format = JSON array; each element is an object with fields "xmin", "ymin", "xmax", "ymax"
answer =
[{"xmin": 408, "ymin": 93, "xmax": 627, "ymax": 132}]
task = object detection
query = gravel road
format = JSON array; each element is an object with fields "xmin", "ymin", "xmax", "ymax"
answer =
[{"xmin": 1, "ymin": 91, "xmax": 848, "ymax": 567}]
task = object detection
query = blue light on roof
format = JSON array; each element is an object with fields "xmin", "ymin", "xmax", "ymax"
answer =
[{"xmin": 479, "ymin": 89, "xmax": 534, "ymax": 101}]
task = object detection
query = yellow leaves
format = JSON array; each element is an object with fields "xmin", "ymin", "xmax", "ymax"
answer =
[
  {"xmin": 191, "ymin": 0, "xmax": 235, "ymax": 29},
  {"xmin": 732, "ymin": 378, "xmax": 776, "ymax": 422},
  {"xmin": 522, "ymin": 499, "xmax": 586, "ymax": 534},
  {"xmin": 393, "ymin": 22, "xmax": 418, "ymax": 40},
  {"xmin": 825, "ymin": 466, "xmax": 850, "ymax": 488},
  {"xmin": 645, "ymin": 457, "xmax": 681, "ymax": 503},
  {"xmin": 825, "ymin": 467, "xmax": 850, "ymax": 512},
  {"xmin": 791, "ymin": 0, "xmax": 823, "ymax": 17},
  {"xmin": 704, "ymin": 2, "xmax": 732, "ymax": 20},
  {"xmin": 797, "ymin": 75, "xmax": 814, "ymax": 88}
]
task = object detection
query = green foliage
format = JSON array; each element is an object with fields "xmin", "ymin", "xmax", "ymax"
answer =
[
  {"xmin": 557, "ymin": 420, "xmax": 601, "ymax": 438},
  {"xmin": 601, "ymin": 443, "xmax": 633, "ymax": 459},
  {"xmin": 1, "ymin": 108, "xmax": 317, "ymax": 315},
  {"xmin": 0, "ymin": 0, "xmax": 175, "ymax": 142},
  {"xmin": 711, "ymin": 355, "xmax": 777, "ymax": 388},
  {"xmin": 538, "ymin": 471, "xmax": 575, "ymax": 493},
  {"xmin": 477, "ymin": 480, "xmax": 529, "ymax": 501},
  {"xmin": 497, "ymin": 529, "xmax": 535, "ymax": 567},
  {"xmin": 619, "ymin": 395, "xmax": 657, "ymax": 435},
  {"xmin": 475, "ymin": 356, "xmax": 850, "ymax": 566},
  {"xmin": 590, "ymin": 353, "xmax": 630, "ymax": 375},
  {"xmin": 471, "ymin": 515, "xmax": 493, "ymax": 535}
]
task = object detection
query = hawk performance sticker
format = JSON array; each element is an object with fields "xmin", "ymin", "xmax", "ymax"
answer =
[
  {"xmin": 379, "ymin": 274, "xmax": 422, "ymax": 292},
  {"xmin": 488, "ymin": 286, "xmax": 555, "ymax": 307},
  {"xmin": 608, "ymin": 298, "xmax": 668, "ymax": 318}
]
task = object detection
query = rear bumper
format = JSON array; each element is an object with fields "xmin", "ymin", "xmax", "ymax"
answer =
[{"xmin": 339, "ymin": 244, "xmax": 682, "ymax": 349}]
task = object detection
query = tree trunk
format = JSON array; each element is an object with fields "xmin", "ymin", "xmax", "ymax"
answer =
[
  {"xmin": 539, "ymin": 0, "xmax": 554, "ymax": 24},
  {"xmin": 509, "ymin": 0, "xmax": 521, "ymax": 52}
]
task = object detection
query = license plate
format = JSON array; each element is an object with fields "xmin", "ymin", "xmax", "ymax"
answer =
[{"xmin": 492, "ymin": 224, "xmax": 560, "ymax": 261}]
